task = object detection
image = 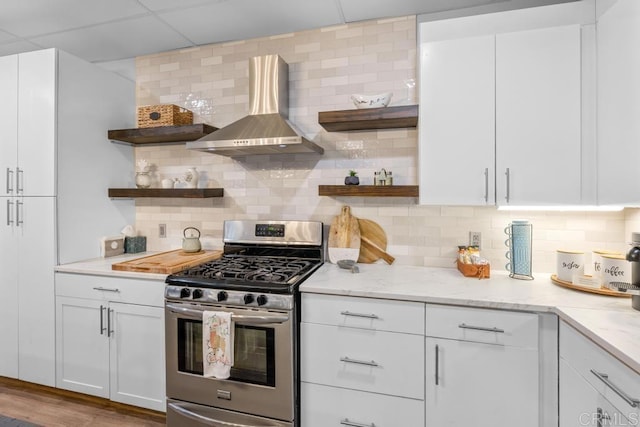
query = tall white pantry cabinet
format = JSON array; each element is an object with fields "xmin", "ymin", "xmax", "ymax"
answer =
[{"xmin": 0, "ymin": 48, "xmax": 135, "ymax": 386}]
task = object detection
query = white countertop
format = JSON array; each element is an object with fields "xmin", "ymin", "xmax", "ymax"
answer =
[
  {"xmin": 300, "ymin": 263, "xmax": 640, "ymax": 375},
  {"xmin": 54, "ymin": 252, "xmax": 167, "ymax": 281}
]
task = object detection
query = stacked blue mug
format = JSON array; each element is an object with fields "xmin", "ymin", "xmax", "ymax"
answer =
[{"xmin": 505, "ymin": 220, "xmax": 534, "ymax": 280}]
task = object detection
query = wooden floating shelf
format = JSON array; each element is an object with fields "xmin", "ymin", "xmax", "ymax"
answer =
[
  {"xmin": 107, "ymin": 124, "xmax": 218, "ymax": 145},
  {"xmin": 108, "ymin": 188, "xmax": 224, "ymax": 198},
  {"xmin": 318, "ymin": 185, "xmax": 419, "ymax": 197},
  {"xmin": 318, "ymin": 105, "xmax": 419, "ymax": 132}
]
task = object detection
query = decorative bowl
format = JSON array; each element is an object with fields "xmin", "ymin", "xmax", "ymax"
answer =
[{"xmin": 351, "ymin": 92, "xmax": 392, "ymax": 109}]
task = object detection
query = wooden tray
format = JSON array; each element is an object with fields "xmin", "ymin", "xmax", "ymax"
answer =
[
  {"xmin": 112, "ymin": 249, "xmax": 223, "ymax": 274},
  {"xmin": 550, "ymin": 274, "xmax": 631, "ymax": 297}
]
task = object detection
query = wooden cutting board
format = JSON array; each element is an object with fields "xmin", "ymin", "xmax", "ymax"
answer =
[
  {"xmin": 328, "ymin": 206, "xmax": 361, "ymax": 263},
  {"xmin": 358, "ymin": 218, "xmax": 395, "ymax": 264},
  {"xmin": 112, "ymin": 249, "xmax": 223, "ymax": 274}
]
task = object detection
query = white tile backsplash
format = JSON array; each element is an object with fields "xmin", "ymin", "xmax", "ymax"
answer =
[{"xmin": 133, "ymin": 15, "xmax": 636, "ymax": 274}]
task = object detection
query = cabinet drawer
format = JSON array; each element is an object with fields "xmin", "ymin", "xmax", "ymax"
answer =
[
  {"xmin": 302, "ymin": 293, "xmax": 425, "ymax": 335},
  {"xmin": 55, "ymin": 273, "xmax": 164, "ymax": 307},
  {"xmin": 560, "ymin": 321, "xmax": 640, "ymax": 418},
  {"xmin": 300, "ymin": 323, "xmax": 424, "ymax": 399},
  {"xmin": 425, "ymin": 304, "xmax": 539, "ymax": 349},
  {"xmin": 301, "ymin": 382, "xmax": 424, "ymax": 427}
]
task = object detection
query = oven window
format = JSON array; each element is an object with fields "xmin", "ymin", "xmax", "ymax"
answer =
[{"xmin": 177, "ymin": 319, "xmax": 276, "ymax": 387}]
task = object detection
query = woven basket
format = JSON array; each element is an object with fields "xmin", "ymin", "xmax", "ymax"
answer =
[
  {"xmin": 457, "ymin": 259, "xmax": 490, "ymax": 279},
  {"xmin": 137, "ymin": 104, "xmax": 193, "ymax": 128}
]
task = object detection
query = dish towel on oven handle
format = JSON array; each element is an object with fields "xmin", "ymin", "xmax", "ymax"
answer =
[{"xmin": 203, "ymin": 311, "xmax": 234, "ymax": 379}]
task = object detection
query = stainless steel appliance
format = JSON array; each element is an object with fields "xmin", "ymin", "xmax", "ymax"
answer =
[
  {"xmin": 165, "ymin": 220, "xmax": 323, "ymax": 427},
  {"xmin": 609, "ymin": 231, "xmax": 640, "ymax": 311}
]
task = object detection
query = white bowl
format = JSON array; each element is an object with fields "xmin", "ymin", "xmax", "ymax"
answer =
[{"xmin": 351, "ymin": 92, "xmax": 392, "ymax": 109}]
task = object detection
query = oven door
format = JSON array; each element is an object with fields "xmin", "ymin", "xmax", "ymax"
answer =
[{"xmin": 165, "ymin": 302, "xmax": 294, "ymax": 423}]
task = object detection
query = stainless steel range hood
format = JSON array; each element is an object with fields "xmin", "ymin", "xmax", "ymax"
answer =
[{"xmin": 187, "ymin": 54, "xmax": 323, "ymax": 156}]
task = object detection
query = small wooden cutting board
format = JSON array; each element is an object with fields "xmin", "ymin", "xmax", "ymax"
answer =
[
  {"xmin": 358, "ymin": 218, "xmax": 395, "ymax": 264},
  {"xmin": 112, "ymin": 249, "xmax": 223, "ymax": 274},
  {"xmin": 328, "ymin": 206, "xmax": 361, "ymax": 263}
]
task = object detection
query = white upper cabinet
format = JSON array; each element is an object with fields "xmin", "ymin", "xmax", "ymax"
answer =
[
  {"xmin": 495, "ymin": 25, "xmax": 581, "ymax": 205},
  {"xmin": 597, "ymin": 0, "xmax": 640, "ymax": 205},
  {"xmin": 0, "ymin": 55, "xmax": 18, "ymax": 196},
  {"xmin": 419, "ymin": 1, "xmax": 595, "ymax": 206}
]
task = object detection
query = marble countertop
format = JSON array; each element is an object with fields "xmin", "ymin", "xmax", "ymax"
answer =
[
  {"xmin": 300, "ymin": 263, "xmax": 640, "ymax": 374},
  {"xmin": 54, "ymin": 252, "xmax": 167, "ymax": 281}
]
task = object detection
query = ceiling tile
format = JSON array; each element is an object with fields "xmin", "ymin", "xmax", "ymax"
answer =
[
  {"xmin": 0, "ymin": 0, "xmax": 149, "ymax": 37},
  {"xmin": 138, "ymin": 0, "xmax": 226, "ymax": 12},
  {"xmin": 158, "ymin": 0, "xmax": 344, "ymax": 45},
  {"xmin": 338, "ymin": 0, "xmax": 511, "ymax": 22},
  {"xmin": 29, "ymin": 15, "xmax": 194, "ymax": 62}
]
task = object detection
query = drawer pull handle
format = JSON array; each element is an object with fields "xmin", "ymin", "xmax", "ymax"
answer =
[
  {"xmin": 458, "ymin": 323, "xmax": 505, "ymax": 333},
  {"xmin": 340, "ymin": 418, "xmax": 376, "ymax": 427},
  {"xmin": 435, "ymin": 344, "xmax": 439, "ymax": 386},
  {"xmin": 340, "ymin": 310, "xmax": 379, "ymax": 319},
  {"xmin": 340, "ymin": 356, "xmax": 379, "ymax": 367},
  {"xmin": 93, "ymin": 287, "xmax": 120, "ymax": 293},
  {"xmin": 591, "ymin": 369, "xmax": 640, "ymax": 408}
]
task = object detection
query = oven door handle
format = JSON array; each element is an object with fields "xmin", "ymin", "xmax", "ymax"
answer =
[
  {"xmin": 168, "ymin": 402, "xmax": 288, "ymax": 427},
  {"xmin": 166, "ymin": 303, "xmax": 289, "ymax": 324}
]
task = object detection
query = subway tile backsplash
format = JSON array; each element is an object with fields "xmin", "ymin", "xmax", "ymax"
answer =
[{"xmin": 133, "ymin": 15, "xmax": 637, "ymax": 274}]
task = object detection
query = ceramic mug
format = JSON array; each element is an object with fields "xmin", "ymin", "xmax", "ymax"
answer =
[
  {"xmin": 600, "ymin": 254, "xmax": 630, "ymax": 289},
  {"xmin": 556, "ymin": 250, "xmax": 584, "ymax": 283},
  {"xmin": 161, "ymin": 178, "xmax": 175, "ymax": 189}
]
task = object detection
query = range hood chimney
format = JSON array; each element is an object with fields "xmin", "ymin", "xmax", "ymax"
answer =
[{"xmin": 187, "ymin": 54, "xmax": 323, "ymax": 156}]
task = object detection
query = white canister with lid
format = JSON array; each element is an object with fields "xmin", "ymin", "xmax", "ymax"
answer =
[
  {"xmin": 556, "ymin": 250, "xmax": 584, "ymax": 283},
  {"xmin": 600, "ymin": 253, "xmax": 631, "ymax": 289}
]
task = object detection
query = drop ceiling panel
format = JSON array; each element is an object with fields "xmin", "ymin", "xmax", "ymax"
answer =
[
  {"xmin": 338, "ymin": 0, "xmax": 511, "ymax": 22},
  {"xmin": 0, "ymin": 0, "xmax": 150, "ymax": 38},
  {"xmin": 29, "ymin": 16, "xmax": 193, "ymax": 62},
  {"xmin": 158, "ymin": 0, "xmax": 344, "ymax": 45}
]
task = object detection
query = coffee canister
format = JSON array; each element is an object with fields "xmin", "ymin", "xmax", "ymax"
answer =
[{"xmin": 504, "ymin": 220, "xmax": 533, "ymax": 280}]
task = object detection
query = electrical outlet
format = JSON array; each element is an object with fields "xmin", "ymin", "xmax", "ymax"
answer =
[
  {"xmin": 469, "ymin": 231, "xmax": 481, "ymax": 248},
  {"xmin": 159, "ymin": 224, "xmax": 167, "ymax": 238}
]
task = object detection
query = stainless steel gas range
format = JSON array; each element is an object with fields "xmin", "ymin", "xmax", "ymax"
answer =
[{"xmin": 164, "ymin": 220, "xmax": 323, "ymax": 427}]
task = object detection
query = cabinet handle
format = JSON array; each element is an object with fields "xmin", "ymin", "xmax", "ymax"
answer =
[
  {"xmin": 505, "ymin": 168, "xmax": 510, "ymax": 203},
  {"xmin": 484, "ymin": 167, "xmax": 489, "ymax": 203},
  {"xmin": 92, "ymin": 287, "xmax": 120, "ymax": 293},
  {"xmin": 591, "ymin": 369, "xmax": 640, "ymax": 408},
  {"xmin": 340, "ymin": 419, "xmax": 376, "ymax": 427},
  {"xmin": 6, "ymin": 199, "xmax": 13, "ymax": 226},
  {"xmin": 435, "ymin": 344, "xmax": 439, "ymax": 386},
  {"xmin": 107, "ymin": 308, "xmax": 114, "ymax": 337},
  {"xmin": 99, "ymin": 305, "xmax": 106, "ymax": 335},
  {"xmin": 340, "ymin": 310, "xmax": 379, "ymax": 320},
  {"xmin": 16, "ymin": 168, "xmax": 23, "ymax": 194},
  {"xmin": 458, "ymin": 323, "xmax": 505, "ymax": 333},
  {"xmin": 5, "ymin": 168, "xmax": 13, "ymax": 194},
  {"xmin": 340, "ymin": 356, "xmax": 379, "ymax": 367},
  {"xmin": 16, "ymin": 200, "xmax": 23, "ymax": 226}
]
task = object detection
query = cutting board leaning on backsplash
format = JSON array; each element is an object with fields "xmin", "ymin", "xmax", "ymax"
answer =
[{"xmin": 328, "ymin": 206, "xmax": 361, "ymax": 263}]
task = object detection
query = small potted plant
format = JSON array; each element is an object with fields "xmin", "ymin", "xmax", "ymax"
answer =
[{"xmin": 344, "ymin": 170, "xmax": 360, "ymax": 185}]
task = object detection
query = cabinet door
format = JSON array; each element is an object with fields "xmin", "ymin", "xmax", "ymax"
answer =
[
  {"xmin": 495, "ymin": 25, "xmax": 581, "ymax": 205},
  {"xmin": 17, "ymin": 196, "xmax": 56, "ymax": 386},
  {"xmin": 0, "ymin": 197, "xmax": 18, "ymax": 378},
  {"xmin": 426, "ymin": 337, "xmax": 538, "ymax": 427},
  {"xmin": 419, "ymin": 35, "xmax": 496, "ymax": 205},
  {"xmin": 597, "ymin": 0, "xmax": 640, "ymax": 205},
  {"xmin": 55, "ymin": 296, "xmax": 110, "ymax": 397},
  {"xmin": 109, "ymin": 302, "xmax": 166, "ymax": 412},
  {"xmin": 0, "ymin": 55, "xmax": 18, "ymax": 195},
  {"xmin": 560, "ymin": 359, "xmax": 632, "ymax": 427},
  {"xmin": 17, "ymin": 49, "xmax": 56, "ymax": 197}
]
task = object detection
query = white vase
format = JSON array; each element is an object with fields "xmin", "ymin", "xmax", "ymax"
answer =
[{"xmin": 185, "ymin": 167, "xmax": 199, "ymax": 188}]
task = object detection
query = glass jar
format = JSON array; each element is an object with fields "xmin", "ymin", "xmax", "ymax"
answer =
[{"xmin": 135, "ymin": 171, "xmax": 151, "ymax": 188}]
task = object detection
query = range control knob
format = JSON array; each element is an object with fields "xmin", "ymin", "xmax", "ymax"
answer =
[
  {"xmin": 243, "ymin": 294, "xmax": 254, "ymax": 305},
  {"xmin": 180, "ymin": 288, "xmax": 191, "ymax": 298},
  {"xmin": 217, "ymin": 291, "xmax": 228, "ymax": 302},
  {"xmin": 256, "ymin": 295, "xmax": 268, "ymax": 306},
  {"xmin": 192, "ymin": 289, "xmax": 203, "ymax": 299}
]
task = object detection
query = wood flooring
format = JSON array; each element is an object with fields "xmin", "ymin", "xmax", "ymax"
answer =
[{"xmin": 0, "ymin": 377, "xmax": 165, "ymax": 427}]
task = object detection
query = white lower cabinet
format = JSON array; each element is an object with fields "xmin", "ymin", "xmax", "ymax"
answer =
[
  {"xmin": 425, "ymin": 304, "xmax": 544, "ymax": 427},
  {"xmin": 560, "ymin": 321, "xmax": 640, "ymax": 425},
  {"xmin": 301, "ymin": 382, "xmax": 424, "ymax": 427},
  {"xmin": 55, "ymin": 273, "xmax": 165, "ymax": 412},
  {"xmin": 301, "ymin": 293, "xmax": 425, "ymax": 426}
]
